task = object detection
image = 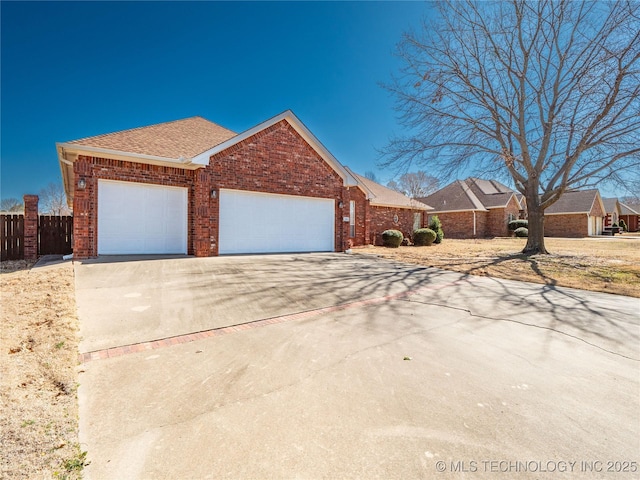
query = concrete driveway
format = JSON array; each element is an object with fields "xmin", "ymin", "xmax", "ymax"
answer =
[{"xmin": 76, "ymin": 253, "xmax": 640, "ymax": 479}]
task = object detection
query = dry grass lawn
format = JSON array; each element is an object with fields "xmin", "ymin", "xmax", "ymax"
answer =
[
  {"xmin": 362, "ymin": 236, "xmax": 640, "ymax": 297},
  {"xmin": 0, "ymin": 260, "xmax": 85, "ymax": 479}
]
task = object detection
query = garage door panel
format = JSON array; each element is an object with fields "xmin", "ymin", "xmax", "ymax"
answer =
[
  {"xmin": 98, "ymin": 180, "xmax": 187, "ymax": 255},
  {"xmin": 219, "ymin": 189, "xmax": 334, "ymax": 254}
]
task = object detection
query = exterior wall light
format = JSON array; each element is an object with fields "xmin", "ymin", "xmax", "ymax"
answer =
[
  {"xmin": 338, "ymin": 201, "xmax": 344, "ymax": 208},
  {"xmin": 210, "ymin": 189, "xmax": 217, "ymax": 199},
  {"xmin": 77, "ymin": 178, "xmax": 86, "ymax": 190}
]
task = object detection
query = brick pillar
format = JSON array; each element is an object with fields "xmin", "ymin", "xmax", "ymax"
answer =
[
  {"xmin": 193, "ymin": 169, "xmax": 212, "ymax": 257},
  {"xmin": 23, "ymin": 195, "xmax": 39, "ymax": 260},
  {"xmin": 73, "ymin": 157, "xmax": 95, "ymax": 259}
]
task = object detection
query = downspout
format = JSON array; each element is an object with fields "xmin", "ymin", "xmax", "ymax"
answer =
[{"xmin": 473, "ymin": 211, "xmax": 477, "ymax": 238}]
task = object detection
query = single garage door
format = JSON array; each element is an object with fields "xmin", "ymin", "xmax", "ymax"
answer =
[
  {"xmin": 219, "ymin": 189, "xmax": 335, "ymax": 254},
  {"xmin": 98, "ymin": 180, "xmax": 188, "ymax": 255}
]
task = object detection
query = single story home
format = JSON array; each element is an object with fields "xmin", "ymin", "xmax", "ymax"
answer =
[
  {"xmin": 57, "ymin": 110, "xmax": 430, "ymax": 258},
  {"xmin": 602, "ymin": 197, "xmax": 621, "ymax": 228},
  {"xmin": 415, "ymin": 178, "xmax": 522, "ymax": 238},
  {"xmin": 544, "ymin": 189, "xmax": 605, "ymax": 237},
  {"xmin": 619, "ymin": 202, "xmax": 640, "ymax": 232}
]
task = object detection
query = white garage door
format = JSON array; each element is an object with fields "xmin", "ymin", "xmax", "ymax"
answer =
[
  {"xmin": 219, "ymin": 189, "xmax": 335, "ymax": 254},
  {"xmin": 98, "ymin": 180, "xmax": 188, "ymax": 255}
]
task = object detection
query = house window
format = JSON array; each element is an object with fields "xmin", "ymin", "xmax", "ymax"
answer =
[
  {"xmin": 349, "ymin": 200, "xmax": 355, "ymax": 238},
  {"xmin": 508, "ymin": 213, "xmax": 515, "ymax": 222},
  {"xmin": 413, "ymin": 212, "xmax": 421, "ymax": 232}
]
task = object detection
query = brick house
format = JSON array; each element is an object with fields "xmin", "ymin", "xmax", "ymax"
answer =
[
  {"xmin": 544, "ymin": 189, "xmax": 605, "ymax": 237},
  {"xmin": 619, "ymin": 202, "xmax": 640, "ymax": 232},
  {"xmin": 57, "ymin": 111, "xmax": 430, "ymax": 258},
  {"xmin": 415, "ymin": 178, "xmax": 522, "ymax": 238},
  {"xmin": 602, "ymin": 197, "xmax": 621, "ymax": 228},
  {"xmin": 347, "ymin": 171, "xmax": 433, "ymax": 245}
]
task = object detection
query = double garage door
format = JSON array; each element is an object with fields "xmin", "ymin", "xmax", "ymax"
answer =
[{"xmin": 97, "ymin": 181, "xmax": 335, "ymax": 255}]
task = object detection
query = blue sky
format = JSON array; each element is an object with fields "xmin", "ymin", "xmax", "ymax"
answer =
[{"xmin": 1, "ymin": 1, "xmax": 430, "ymax": 201}]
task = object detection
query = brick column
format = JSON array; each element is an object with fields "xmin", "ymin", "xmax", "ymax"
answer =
[
  {"xmin": 23, "ymin": 195, "xmax": 39, "ymax": 260},
  {"xmin": 73, "ymin": 157, "xmax": 95, "ymax": 258},
  {"xmin": 193, "ymin": 169, "xmax": 212, "ymax": 257}
]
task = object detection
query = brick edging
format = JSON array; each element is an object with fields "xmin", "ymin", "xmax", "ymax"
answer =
[{"xmin": 78, "ymin": 279, "xmax": 468, "ymax": 363}]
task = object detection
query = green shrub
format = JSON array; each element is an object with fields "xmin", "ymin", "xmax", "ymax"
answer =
[
  {"xmin": 413, "ymin": 228, "xmax": 437, "ymax": 246},
  {"xmin": 382, "ymin": 229, "xmax": 403, "ymax": 248},
  {"xmin": 508, "ymin": 219, "xmax": 528, "ymax": 231},
  {"xmin": 428, "ymin": 215, "xmax": 445, "ymax": 244},
  {"xmin": 619, "ymin": 219, "xmax": 627, "ymax": 231},
  {"xmin": 514, "ymin": 227, "xmax": 528, "ymax": 238}
]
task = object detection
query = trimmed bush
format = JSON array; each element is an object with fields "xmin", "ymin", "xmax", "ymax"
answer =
[
  {"xmin": 382, "ymin": 229, "xmax": 404, "ymax": 248},
  {"xmin": 619, "ymin": 219, "xmax": 627, "ymax": 231},
  {"xmin": 514, "ymin": 227, "xmax": 528, "ymax": 238},
  {"xmin": 413, "ymin": 228, "xmax": 437, "ymax": 246},
  {"xmin": 428, "ymin": 215, "xmax": 445, "ymax": 244},
  {"xmin": 508, "ymin": 219, "xmax": 528, "ymax": 231}
]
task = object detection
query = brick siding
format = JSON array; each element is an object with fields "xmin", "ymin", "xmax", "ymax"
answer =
[
  {"xmin": 370, "ymin": 207, "xmax": 422, "ymax": 245},
  {"xmin": 430, "ymin": 211, "xmax": 487, "ymax": 239},
  {"xmin": 544, "ymin": 214, "xmax": 588, "ymax": 237},
  {"xmin": 486, "ymin": 196, "xmax": 521, "ymax": 237}
]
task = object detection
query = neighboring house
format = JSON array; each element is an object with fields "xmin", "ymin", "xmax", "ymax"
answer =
[
  {"xmin": 619, "ymin": 202, "xmax": 640, "ymax": 232},
  {"xmin": 347, "ymin": 171, "xmax": 432, "ymax": 245},
  {"xmin": 57, "ymin": 110, "xmax": 428, "ymax": 258},
  {"xmin": 544, "ymin": 189, "xmax": 605, "ymax": 237},
  {"xmin": 415, "ymin": 178, "xmax": 522, "ymax": 238},
  {"xmin": 602, "ymin": 197, "xmax": 621, "ymax": 228}
]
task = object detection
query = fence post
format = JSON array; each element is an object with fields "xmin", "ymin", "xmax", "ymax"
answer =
[{"xmin": 23, "ymin": 195, "xmax": 39, "ymax": 260}]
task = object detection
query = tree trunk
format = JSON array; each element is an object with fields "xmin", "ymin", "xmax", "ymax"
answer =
[{"xmin": 523, "ymin": 201, "xmax": 548, "ymax": 255}]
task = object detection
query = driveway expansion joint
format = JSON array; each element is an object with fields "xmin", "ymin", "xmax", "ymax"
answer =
[{"xmin": 78, "ymin": 279, "xmax": 470, "ymax": 363}]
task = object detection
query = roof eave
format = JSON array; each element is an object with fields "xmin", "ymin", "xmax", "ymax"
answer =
[{"xmin": 370, "ymin": 201, "xmax": 432, "ymax": 210}]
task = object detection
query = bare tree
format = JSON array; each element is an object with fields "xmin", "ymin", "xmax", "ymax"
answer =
[
  {"xmin": 0, "ymin": 198, "xmax": 23, "ymax": 212},
  {"xmin": 387, "ymin": 171, "xmax": 440, "ymax": 198},
  {"xmin": 39, "ymin": 182, "xmax": 72, "ymax": 215},
  {"xmin": 382, "ymin": 0, "xmax": 640, "ymax": 254},
  {"xmin": 364, "ymin": 171, "xmax": 379, "ymax": 183}
]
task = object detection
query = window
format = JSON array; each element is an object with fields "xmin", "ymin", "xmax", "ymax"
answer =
[
  {"xmin": 413, "ymin": 212, "xmax": 421, "ymax": 232},
  {"xmin": 349, "ymin": 201, "xmax": 355, "ymax": 238}
]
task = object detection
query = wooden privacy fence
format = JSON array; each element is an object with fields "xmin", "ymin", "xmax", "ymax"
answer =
[
  {"xmin": 1, "ymin": 214, "xmax": 24, "ymax": 261},
  {"xmin": 39, "ymin": 215, "xmax": 73, "ymax": 256},
  {"xmin": 1, "ymin": 214, "xmax": 73, "ymax": 261}
]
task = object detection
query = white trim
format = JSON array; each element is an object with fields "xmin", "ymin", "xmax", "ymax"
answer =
[
  {"xmin": 192, "ymin": 110, "xmax": 359, "ymax": 186},
  {"xmin": 370, "ymin": 201, "xmax": 431, "ymax": 211},
  {"xmin": 473, "ymin": 211, "xmax": 477, "ymax": 237},
  {"xmin": 428, "ymin": 208, "xmax": 488, "ymax": 214},
  {"xmin": 343, "ymin": 166, "xmax": 374, "ymax": 200},
  {"xmin": 545, "ymin": 211, "xmax": 596, "ymax": 215}
]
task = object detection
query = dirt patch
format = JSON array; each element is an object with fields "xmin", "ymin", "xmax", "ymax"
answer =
[
  {"xmin": 359, "ymin": 237, "xmax": 640, "ymax": 297},
  {"xmin": 0, "ymin": 261, "xmax": 86, "ymax": 479}
]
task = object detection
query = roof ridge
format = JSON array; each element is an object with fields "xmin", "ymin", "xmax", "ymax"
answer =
[{"xmin": 459, "ymin": 179, "xmax": 486, "ymax": 210}]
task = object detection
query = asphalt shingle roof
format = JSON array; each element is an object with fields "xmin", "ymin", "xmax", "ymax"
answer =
[
  {"xmin": 601, "ymin": 197, "xmax": 620, "ymax": 213},
  {"xmin": 620, "ymin": 202, "xmax": 640, "ymax": 215},
  {"xmin": 353, "ymin": 174, "xmax": 432, "ymax": 210},
  {"xmin": 66, "ymin": 116, "xmax": 237, "ymax": 159},
  {"xmin": 416, "ymin": 178, "xmax": 517, "ymax": 212},
  {"xmin": 545, "ymin": 189, "xmax": 600, "ymax": 214}
]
